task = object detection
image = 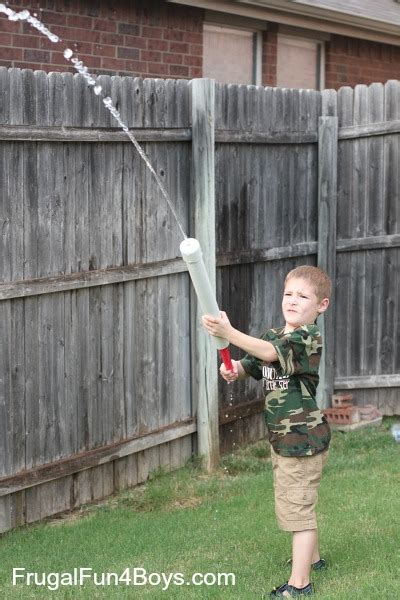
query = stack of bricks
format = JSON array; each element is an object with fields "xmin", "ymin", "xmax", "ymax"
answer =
[{"xmin": 323, "ymin": 394, "xmax": 381, "ymax": 425}]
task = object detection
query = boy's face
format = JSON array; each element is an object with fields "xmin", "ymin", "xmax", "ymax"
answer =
[{"xmin": 282, "ymin": 277, "xmax": 329, "ymax": 331}]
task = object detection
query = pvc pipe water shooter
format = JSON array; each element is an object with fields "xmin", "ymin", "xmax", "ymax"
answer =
[{"xmin": 180, "ymin": 238, "xmax": 233, "ymax": 372}]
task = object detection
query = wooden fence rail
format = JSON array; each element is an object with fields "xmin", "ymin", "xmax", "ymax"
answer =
[{"xmin": 1, "ymin": 70, "xmax": 399, "ymax": 532}]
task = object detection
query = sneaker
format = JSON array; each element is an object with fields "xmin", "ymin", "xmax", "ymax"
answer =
[
  {"xmin": 269, "ymin": 581, "xmax": 313, "ymax": 597},
  {"xmin": 285, "ymin": 558, "xmax": 326, "ymax": 571}
]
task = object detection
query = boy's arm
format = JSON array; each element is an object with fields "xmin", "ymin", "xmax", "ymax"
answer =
[
  {"xmin": 202, "ymin": 312, "xmax": 278, "ymax": 363},
  {"xmin": 236, "ymin": 360, "xmax": 249, "ymax": 380},
  {"xmin": 227, "ymin": 328, "xmax": 278, "ymax": 363}
]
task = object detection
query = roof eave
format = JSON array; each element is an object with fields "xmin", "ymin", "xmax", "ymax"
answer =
[
  {"xmin": 167, "ymin": 0, "xmax": 400, "ymax": 44},
  {"xmin": 235, "ymin": 0, "xmax": 400, "ymax": 33}
]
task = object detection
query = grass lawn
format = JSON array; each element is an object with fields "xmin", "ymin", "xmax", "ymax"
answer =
[{"xmin": 0, "ymin": 417, "xmax": 399, "ymax": 599}]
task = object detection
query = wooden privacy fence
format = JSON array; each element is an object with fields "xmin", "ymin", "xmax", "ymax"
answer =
[{"xmin": 1, "ymin": 69, "xmax": 399, "ymax": 532}]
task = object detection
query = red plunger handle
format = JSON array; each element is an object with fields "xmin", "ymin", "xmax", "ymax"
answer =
[{"xmin": 219, "ymin": 347, "xmax": 233, "ymax": 372}]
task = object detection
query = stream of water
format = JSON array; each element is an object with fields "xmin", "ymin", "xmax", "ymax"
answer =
[{"xmin": 0, "ymin": 3, "xmax": 188, "ymax": 240}]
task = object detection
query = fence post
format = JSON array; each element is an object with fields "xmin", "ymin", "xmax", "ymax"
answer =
[
  {"xmin": 317, "ymin": 116, "xmax": 338, "ymax": 409},
  {"xmin": 189, "ymin": 78, "xmax": 219, "ymax": 470}
]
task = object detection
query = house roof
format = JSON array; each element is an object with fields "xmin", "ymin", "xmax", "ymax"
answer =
[
  {"xmin": 169, "ymin": 0, "xmax": 400, "ymax": 44},
  {"xmin": 233, "ymin": 0, "xmax": 400, "ymax": 27},
  {"xmin": 285, "ymin": 0, "xmax": 400, "ymax": 27}
]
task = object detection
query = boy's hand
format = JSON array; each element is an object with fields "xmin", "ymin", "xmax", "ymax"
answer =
[
  {"xmin": 220, "ymin": 359, "xmax": 239, "ymax": 383},
  {"xmin": 202, "ymin": 311, "xmax": 233, "ymax": 339}
]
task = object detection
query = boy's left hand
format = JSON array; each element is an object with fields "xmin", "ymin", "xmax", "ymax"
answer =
[{"xmin": 202, "ymin": 311, "xmax": 233, "ymax": 339}]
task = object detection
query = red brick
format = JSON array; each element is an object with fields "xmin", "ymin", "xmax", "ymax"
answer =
[
  {"xmin": 61, "ymin": 41, "xmax": 92, "ymax": 55},
  {"xmin": 0, "ymin": 47, "xmax": 23, "ymax": 60},
  {"xmin": 24, "ymin": 49, "xmax": 50, "ymax": 63},
  {"xmin": 100, "ymin": 57, "xmax": 126, "ymax": 71},
  {"xmin": 51, "ymin": 48, "xmax": 93, "ymax": 66},
  {"xmin": 85, "ymin": 2, "xmax": 101, "ymax": 18},
  {"xmin": 125, "ymin": 59, "xmax": 148, "ymax": 73},
  {"xmin": 147, "ymin": 39, "xmax": 168, "ymax": 52},
  {"xmin": 190, "ymin": 67, "xmax": 202, "ymax": 78},
  {"xmin": 67, "ymin": 15, "xmax": 93, "ymax": 29},
  {"xmin": 139, "ymin": 10, "xmax": 163, "ymax": 27},
  {"xmin": 148, "ymin": 62, "xmax": 169, "ymax": 76},
  {"xmin": 142, "ymin": 26, "xmax": 163, "ymax": 40},
  {"xmin": 359, "ymin": 405, "xmax": 378, "ymax": 420},
  {"xmin": 118, "ymin": 47, "xmax": 140, "ymax": 60},
  {"xmin": 56, "ymin": 26, "xmax": 101, "ymax": 43},
  {"xmin": 118, "ymin": 23, "xmax": 140, "ymax": 36},
  {"xmin": 58, "ymin": 52, "xmax": 100, "ymax": 69},
  {"xmin": 40, "ymin": 10, "xmax": 67, "ymax": 26},
  {"xmin": 163, "ymin": 52, "xmax": 183, "ymax": 65},
  {"xmin": 0, "ymin": 33, "xmax": 12, "ymax": 46},
  {"xmin": 110, "ymin": 3, "xmax": 136, "ymax": 22},
  {"xmin": 169, "ymin": 64, "xmax": 189, "ymax": 77},
  {"xmin": 93, "ymin": 44, "xmax": 116, "ymax": 58},
  {"xmin": 93, "ymin": 19, "xmax": 117, "ymax": 33},
  {"xmin": 332, "ymin": 393, "xmax": 353, "ymax": 407},
  {"xmin": 169, "ymin": 41, "xmax": 189, "ymax": 54},
  {"xmin": 163, "ymin": 29, "xmax": 185, "ymax": 42},
  {"xmin": 78, "ymin": 54, "xmax": 101, "ymax": 68},
  {"xmin": 25, "ymin": 62, "xmax": 51, "ymax": 71},
  {"xmin": 51, "ymin": 51, "xmax": 68, "ymax": 65},
  {"xmin": 0, "ymin": 19, "xmax": 23, "ymax": 33},
  {"xmin": 99, "ymin": 3, "xmax": 119, "ymax": 20},
  {"xmin": 12, "ymin": 34, "xmax": 41, "ymax": 49},
  {"xmin": 183, "ymin": 54, "xmax": 201, "ymax": 67},
  {"xmin": 141, "ymin": 50, "xmax": 162, "ymax": 62},
  {"xmin": 323, "ymin": 406, "xmax": 360, "ymax": 425},
  {"xmin": 100, "ymin": 32, "xmax": 123, "ymax": 46},
  {"xmin": 190, "ymin": 44, "xmax": 202, "ymax": 56},
  {"xmin": 60, "ymin": 0, "xmax": 80, "ymax": 14},
  {"xmin": 182, "ymin": 31, "xmax": 202, "ymax": 44},
  {"xmin": 124, "ymin": 36, "xmax": 147, "ymax": 50}
]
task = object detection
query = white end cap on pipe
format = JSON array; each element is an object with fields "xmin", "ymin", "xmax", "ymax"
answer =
[{"xmin": 180, "ymin": 238, "xmax": 228, "ymax": 350}]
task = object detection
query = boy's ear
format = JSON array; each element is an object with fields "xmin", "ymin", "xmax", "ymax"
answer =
[{"xmin": 317, "ymin": 298, "xmax": 329, "ymax": 314}]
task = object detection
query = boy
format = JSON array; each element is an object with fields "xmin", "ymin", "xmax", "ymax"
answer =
[{"xmin": 202, "ymin": 265, "xmax": 332, "ymax": 598}]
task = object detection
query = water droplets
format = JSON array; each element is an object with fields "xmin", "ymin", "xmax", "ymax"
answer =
[
  {"xmin": 9, "ymin": 9, "xmax": 29, "ymax": 20},
  {"xmin": 64, "ymin": 48, "xmax": 73, "ymax": 60},
  {"xmin": 0, "ymin": 2, "xmax": 188, "ymax": 239},
  {"xmin": 0, "ymin": 4, "xmax": 60, "ymax": 42}
]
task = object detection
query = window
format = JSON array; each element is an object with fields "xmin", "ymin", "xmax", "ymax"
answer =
[
  {"xmin": 277, "ymin": 34, "xmax": 325, "ymax": 90},
  {"xmin": 203, "ymin": 23, "xmax": 261, "ymax": 85}
]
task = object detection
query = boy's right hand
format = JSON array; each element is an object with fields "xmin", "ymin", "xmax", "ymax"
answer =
[{"xmin": 220, "ymin": 359, "xmax": 239, "ymax": 384}]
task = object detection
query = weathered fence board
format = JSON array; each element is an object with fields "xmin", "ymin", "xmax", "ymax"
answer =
[
  {"xmin": 1, "ymin": 70, "xmax": 400, "ymax": 532},
  {"xmin": 317, "ymin": 116, "xmax": 338, "ymax": 408}
]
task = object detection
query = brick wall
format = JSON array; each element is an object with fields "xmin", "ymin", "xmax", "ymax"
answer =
[
  {"xmin": 325, "ymin": 35, "xmax": 400, "ymax": 89},
  {"xmin": 260, "ymin": 31, "xmax": 400, "ymax": 89},
  {"xmin": 262, "ymin": 28, "xmax": 277, "ymax": 87},
  {"xmin": 1, "ymin": 1, "xmax": 400, "ymax": 88},
  {"xmin": 0, "ymin": 0, "xmax": 203, "ymax": 78}
]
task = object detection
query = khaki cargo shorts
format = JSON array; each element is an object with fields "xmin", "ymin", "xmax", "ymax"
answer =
[{"xmin": 270, "ymin": 446, "xmax": 329, "ymax": 532}]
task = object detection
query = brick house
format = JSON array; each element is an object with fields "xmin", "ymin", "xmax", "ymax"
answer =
[{"xmin": 1, "ymin": 0, "xmax": 400, "ymax": 89}]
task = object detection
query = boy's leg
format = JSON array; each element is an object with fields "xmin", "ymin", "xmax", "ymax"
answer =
[
  {"xmin": 270, "ymin": 448, "xmax": 329, "ymax": 595},
  {"xmin": 311, "ymin": 532, "xmax": 321, "ymax": 564},
  {"xmin": 288, "ymin": 529, "xmax": 317, "ymax": 588}
]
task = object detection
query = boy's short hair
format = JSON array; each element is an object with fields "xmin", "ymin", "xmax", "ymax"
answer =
[{"xmin": 284, "ymin": 265, "xmax": 332, "ymax": 301}]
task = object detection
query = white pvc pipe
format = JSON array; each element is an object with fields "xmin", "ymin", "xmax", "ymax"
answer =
[{"xmin": 180, "ymin": 238, "xmax": 228, "ymax": 350}]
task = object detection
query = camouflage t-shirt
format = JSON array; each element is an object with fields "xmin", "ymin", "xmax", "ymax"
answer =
[{"xmin": 240, "ymin": 324, "xmax": 331, "ymax": 457}]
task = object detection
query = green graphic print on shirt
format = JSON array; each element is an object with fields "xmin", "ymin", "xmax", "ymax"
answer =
[{"xmin": 240, "ymin": 324, "xmax": 331, "ymax": 457}]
